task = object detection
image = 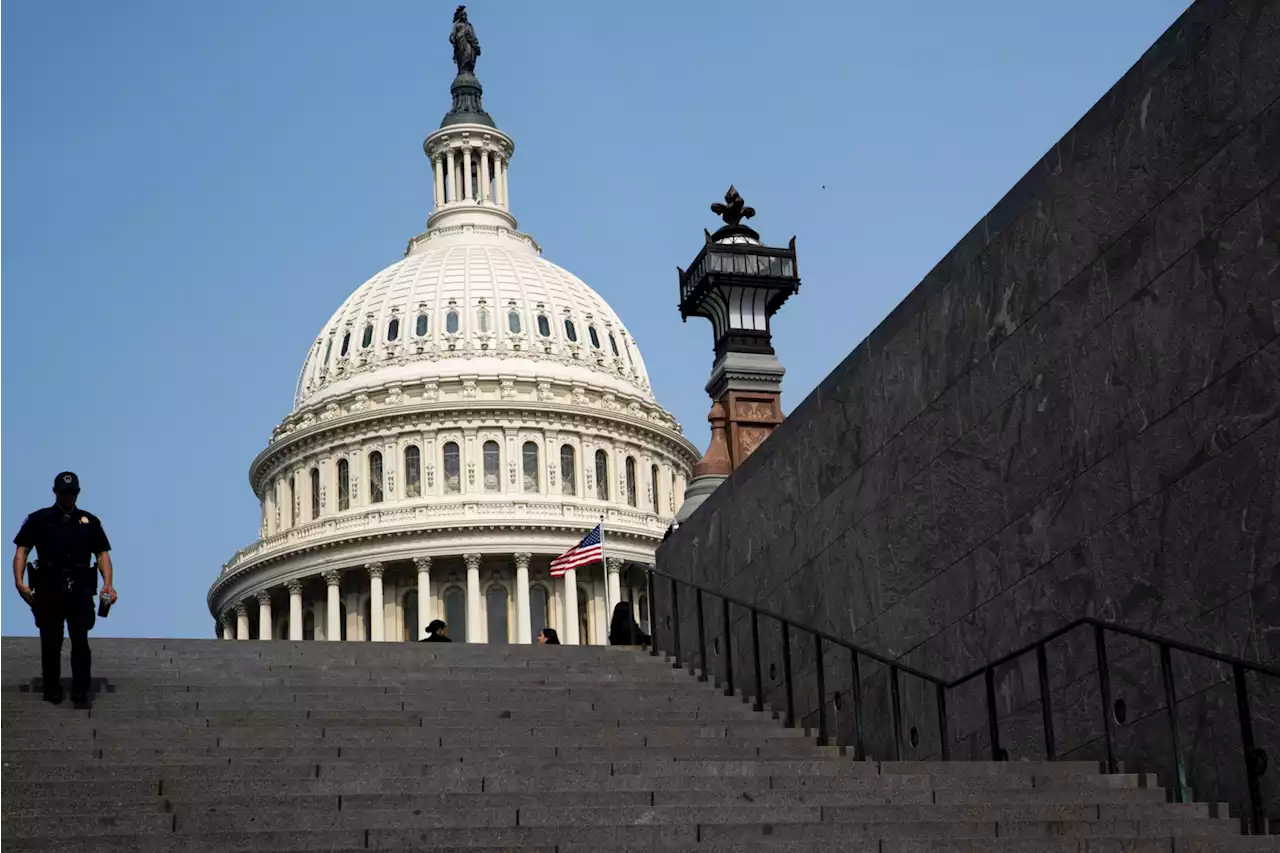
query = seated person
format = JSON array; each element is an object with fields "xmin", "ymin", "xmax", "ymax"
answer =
[
  {"xmin": 537, "ymin": 627, "xmax": 560, "ymax": 644},
  {"xmin": 420, "ymin": 619, "xmax": 452, "ymax": 642},
  {"xmin": 608, "ymin": 601, "xmax": 650, "ymax": 646}
]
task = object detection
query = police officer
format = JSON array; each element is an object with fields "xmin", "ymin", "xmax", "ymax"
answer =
[{"xmin": 12, "ymin": 472, "xmax": 116, "ymax": 707}]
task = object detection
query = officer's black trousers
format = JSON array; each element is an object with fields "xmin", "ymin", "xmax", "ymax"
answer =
[{"xmin": 31, "ymin": 588, "xmax": 96, "ymax": 700}]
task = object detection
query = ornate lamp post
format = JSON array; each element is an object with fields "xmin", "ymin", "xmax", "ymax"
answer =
[{"xmin": 673, "ymin": 187, "xmax": 801, "ymax": 522}]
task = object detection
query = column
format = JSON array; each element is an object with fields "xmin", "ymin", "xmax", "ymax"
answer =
[
  {"xmin": 464, "ymin": 553, "xmax": 482, "ymax": 643},
  {"xmin": 445, "ymin": 149, "xmax": 456, "ymax": 203},
  {"xmin": 287, "ymin": 579, "xmax": 304, "ymax": 641},
  {"xmin": 499, "ymin": 157, "xmax": 509, "ymax": 208},
  {"xmin": 221, "ymin": 615, "xmax": 234, "ymax": 640},
  {"xmin": 257, "ymin": 591, "xmax": 273, "ymax": 640},
  {"xmin": 414, "ymin": 557, "xmax": 432, "ymax": 641},
  {"xmin": 367, "ymin": 562, "xmax": 385, "ymax": 642},
  {"xmin": 479, "ymin": 149, "xmax": 491, "ymax": 202},
  {"xmin": 606, "ymin": 557, "xmax": 623, "ymax": 624},
  {"xmin": 433, "ymin": 153, "xmax": 444, "ymax": 207},
  {"xmin": 462, "ymin": 147, "xmax": 473, "ymax": 201},
  {"xmin": 514, "ymin": 553, "xmax": 532, "ymax": 644},
  {"xmin": 324, "ymin": 570, "xmax": 342, "ymax": 641},
  {"xmin": 562, "ymin": 569, "xmax": 580, "ymax": 645},
  {"xmin": 236, "ymin": 601, "xmax": 250, "ymax": 640}
]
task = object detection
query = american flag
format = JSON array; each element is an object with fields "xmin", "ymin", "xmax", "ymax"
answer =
[{"xmin": 550, "ymin": 524, "xmax": 603, "ymax": 577}]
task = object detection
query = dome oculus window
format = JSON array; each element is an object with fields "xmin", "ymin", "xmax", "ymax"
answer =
[
  {"xmin": 340, "ymin": 332, "xmax": 351, "ymax": 357},
  {"xmin": 508, "ymin": 310, "xmax": 522, "ymax": 334},
  {"xmin": 564, "ymin": 319, "xmax": 578, "ymax": 342},
  {"xmin": 588, "ymin": 326, "xmax": 601, "ymax": 349},
  {"xmin": 415, "ymin": 313, "xmax": 429, "ymax": 337},
  {"xmin": 536, "ymin": 315, "xmax": 551, "ymax": 338},
  {"xmin": 446, "ymin": 310, "xmax": 460, "ymax": 334},
  {"xmin": 608, "ymin": 333, "xmax": 619, "ymax": 357},
  {"xmin": 387, "ymin": 318, "xmax": 400, "ymax": 342},
  {"xmin": 361, "ymin": 324, "xmax": 374, "ymax": 349}
]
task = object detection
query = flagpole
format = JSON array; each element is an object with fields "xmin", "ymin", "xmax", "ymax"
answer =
[{"xmin": 599, "ymin": 514, "xmax": 608, "ymax": 646}]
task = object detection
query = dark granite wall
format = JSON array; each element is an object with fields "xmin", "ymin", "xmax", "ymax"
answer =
[{"xmin": 656, "ymin": 0, "xmax": 1279, "ymax": 822}]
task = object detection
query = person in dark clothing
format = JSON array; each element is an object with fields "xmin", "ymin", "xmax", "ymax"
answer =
[
  {"xmin": 13, "ymin": 472, "xmax": 116, "ymax": 708},
  {"xmin": 537, "ymin": 627, "xmax": 560, "ymax": 645},
  {"xmin": 608, "ymin": 601, "xmax": 650, "ymax": 646},
  {"xmin": 420, "ymin": 619, "xmax": 452, "ymax": 642}
]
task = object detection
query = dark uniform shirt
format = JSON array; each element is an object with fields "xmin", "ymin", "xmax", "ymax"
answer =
[{"xmin": 14, "ymin": 506, "xmax": 111, "ymax": 594}]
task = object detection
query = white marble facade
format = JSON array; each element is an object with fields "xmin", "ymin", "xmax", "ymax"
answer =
[{"xmin": 207, "ymin": 93, "xmax": 699, "ymax": 641}]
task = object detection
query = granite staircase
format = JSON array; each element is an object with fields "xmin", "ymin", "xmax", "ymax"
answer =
[{"xmin": 1, "ymin": 637, "xmax": 1272, "ymax": 852}]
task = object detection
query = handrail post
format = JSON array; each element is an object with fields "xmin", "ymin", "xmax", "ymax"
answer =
[
  {"xmin": 1036, "ymin": 643, "xmax": 1056, "ymax": 760},
  {"xmin": 936, "ymin": 683, "xmax": 950, "ymax": 760},
  {"xmin": 722, "ymin": 597, "xmax": 734, "ymax": 698},
  {"xmin": 890, "ymin": 666, "xmax": 903, "ymax": 760},
  {"xmin": 1094, "ymin": 624, "xmax": 1117, "ymax": 774},
  {"xmin": 815, "ymin": 634, "xmax": 827, "ymax": 746},
  {"xmin": 647, "ymin": 567, "xmax": 657, "ymax": 657},
  {"xmin": 1158, "ymin": 644, "xmax": 1187, "ymax": 803},
  {"xmin": 985, "ymin": 666, "xmax": 1002, "ymax": 761},
  {"xmin": 695, "ymin": 587, "xmax": 708, "ymax": 682},
  {"xmin": 781, "ymin": 621, "xmax": 795, "ymax": 729},
  {"xmin": 1233, "ymin": 663, "xmax": 1265, "ymax": 834},
  {"xmin": 850, "ymin": 651, "xmax": 865, "ymax": 761},
  {"xmin": 750, "ymin": 609, "xmax": 763, "ymax": 713},
  {"xmin": 669, "ymin": 577, "xmax": 682, "ymax": 670}
]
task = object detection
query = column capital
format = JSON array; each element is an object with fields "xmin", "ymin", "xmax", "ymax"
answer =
[
  {"xmin": 286, "ymin": 579, "xmax": 304, "ymax": 596},
  {"xmin": 413, "ymin": 556, "xmax": 433, "ymax": 573},
  {"xmin": 606, "ymin": 556, "xmax": 625, "ymax": 575},
  {"xmin": 256, "ymin": 590, "xmax": 272, "ymax": 606},
  {"xmin": 513, "ymin": 553, "xmax": 532, "ymax": 571},
  {"xmin": 235, "ymin": 601, "xmax": 249, "ymax": 616},
  {"xmin": 322, "ymin": 569, "xmax": 342, "ymax": 588},
  {"xmin": 221, "ymin": 613, "xmax": 234, "ymax": 627},
  {"xmin": 366, "ymin": 562, "xmax": 385, "ymax": 579},
  {"xmin": 463, "ymin": 553, "xmax": 482, "ymax": 572}
]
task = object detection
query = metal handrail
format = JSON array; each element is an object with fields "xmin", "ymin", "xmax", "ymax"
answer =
[{"xmin": 644, "ymin": 565, "xmax": 1277, "ymax": 835}]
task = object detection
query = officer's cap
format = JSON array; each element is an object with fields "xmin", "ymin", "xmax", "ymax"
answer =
[{"xmin": 53, "ymin": 471, "xmax": 80, "ymax": 494}]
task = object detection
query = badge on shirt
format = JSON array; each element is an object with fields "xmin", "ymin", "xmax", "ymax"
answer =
[{"xmin": 79, "ymin": 516, "xmax": 89, "ymax": 524}]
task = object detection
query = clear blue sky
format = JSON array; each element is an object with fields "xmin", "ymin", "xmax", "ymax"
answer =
[{"xmin": 2, "ymin": 0, "xmax": 1190, "ymax": 638}]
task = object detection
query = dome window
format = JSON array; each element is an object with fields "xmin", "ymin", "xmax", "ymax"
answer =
[
  {"xmin": 594, "ymin": 449, "xmax": 610, "ymax": 501},
  {"xmin": 415, "ymin": 313, "xmax": 429, "ymax": 337},
  {"xmin": 522, "ymin": 442, "xmax": 540, "ymax": 493},
  {"xmin": 477, "ymin": 306, "xmax": 491, "ymax": 334},
  {"xmin": 588, "ymin": 326, "xmax": 601, "ymax": 349},
  {"xmin": 625, "ymin": 456, "xmax": 638, "ymax": 507},
  {"xmin": 508, "ymin": 310, "xmax": 522, "ymax": 334},
  {"xmin": 442, "ymin": 442, "xmax": 461, "ymax": 494},
  {"xmin": 483, "ymin": 441, "xmax": 500, "ymax": 492},
  {"xmin": 536, "ymin": 315, "xmax": 551, "ymax": 338},
  {"xmin": 564, "ymin": 319, "xmax": 578, "ymax": 342},
  {"xmin": 324, "ymin": 339, "xmax": 333, "ymax": 365},
  {"xmin": 608, "ymin": 333, "xmax": 620, "ymax": 357},
  {"xmin": 361, "ymin": 324, "xmax": 374, "ymax": 349},
  {"xmin": 340, "ymin": 333, "xmax": 351, "ymax": 357},
  {"xmin": 446, "ymin": 310, "xmax": 460, "ymax": 334},
  {"xmin": 387, "ymin": 318, "xmax": 400, "ymax": 342},
  {"xmin": 337, "ymin": 459, "xmax": 350, "ymax": 511}
]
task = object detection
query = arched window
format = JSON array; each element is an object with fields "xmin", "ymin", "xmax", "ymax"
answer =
[
  {"xmin": 588, "ymin": 326, "xmax": 601, "ymax": 349},
  {"xmin": 536, "ymin": 315, "xmax": 551, "ymax": 337},
  {"xmin": 368, "ymin": 451, "xmax": 384, "ymax": 504},
  {"xmin": 340, "ymin": 332, "xmax": 351, "ymax": 357},
  {"xmin": 487, "ymin": 586, "xmax": 509, "ymax": 644},
  {"xmin": 402, "ymin": 591, "xmax": 418, "ymax": 642},
  {"xmin": 445, "ymin": 310, "xmax": 460, "ymax": 334},
  {"xmin": 508, "ymin": 310, "xmax": 522, "ymax": 333},
  {"xmin": 477, "ymin": 306, "xmax": 490, "ymax": 333},
  {"xmin": 444, "ymin": 587, "xmax": 466, "ymax": 641},
  {"xmin": 608, "ymin": 333, "xmax": 619, "ymax": 357},
  {"xmin": 361, "ymin": 324, "xmax": 374, "ymax": 348},
  {"xmin": 578, "ymin": 586, "xmax": 591, "ymax": 645},
  {"xmin": 337, "ymin": 459, "xmax": 350, "ymax": 511},
  {"xmin": 560, "ymin": 444, "xmax": 577, "ymax": 496},
  {"xmin": 443, "ymin": 442, "xmax": 461, "ymax": 494},
  {"xmin": 404, "ymin": 446, "xmax": 421, "ymax": 498},
  {"xmin": 650, "ymin": 464, "xmax": 660, "ymax": 513},
  {"xmin": 387, "ymin": 317, "xmax": 400, "ymax": 341},
  {"xmin": 530, "ymin": 584, "xmax": 549, "ymax": 643},
  {"xmin": 310, "ymin": 468, "xmax": 320, "ymax": 519},
  {"xmin": 288, "ymin": 475, "xmax": 297, "ymax": 527},
  {"xmin": 625, "ymin": 456, "xmax": 638, "ymax": 507},
  {"xmin": 303, "ymin": 609, "xmax": 316, "ymax": 641},
  {"xmin": 564, "ymin": 318, "xmax": 578, "ymax": 342},
  {"xmin": 415, "ymin": 313, "xmax": 429, "ymax": 337},
  {"xmin": 522, "ymin": 441, "xmax": 540, "ymax": 493},
  {"xmin": 483, "ymin": 440, "xmax": 501, "ymax": 492},
  {"xmin": 594, "ymin": 449, "xmax": 609, "ymax": 501}
]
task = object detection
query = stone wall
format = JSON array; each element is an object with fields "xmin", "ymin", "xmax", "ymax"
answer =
[{"xmin": 656, "ymin": 0, "xmax": 1279, "ymax": 822}]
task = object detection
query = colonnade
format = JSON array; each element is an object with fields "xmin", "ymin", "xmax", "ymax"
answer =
[{"xmin": 431, "ymin": 145, "xmax": 508, "ymax": 209}]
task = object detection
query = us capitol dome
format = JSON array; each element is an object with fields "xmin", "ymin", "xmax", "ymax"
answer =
[{"xmin": 207, "ymin": 9, "xmax": 699, "ymax": 644}]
